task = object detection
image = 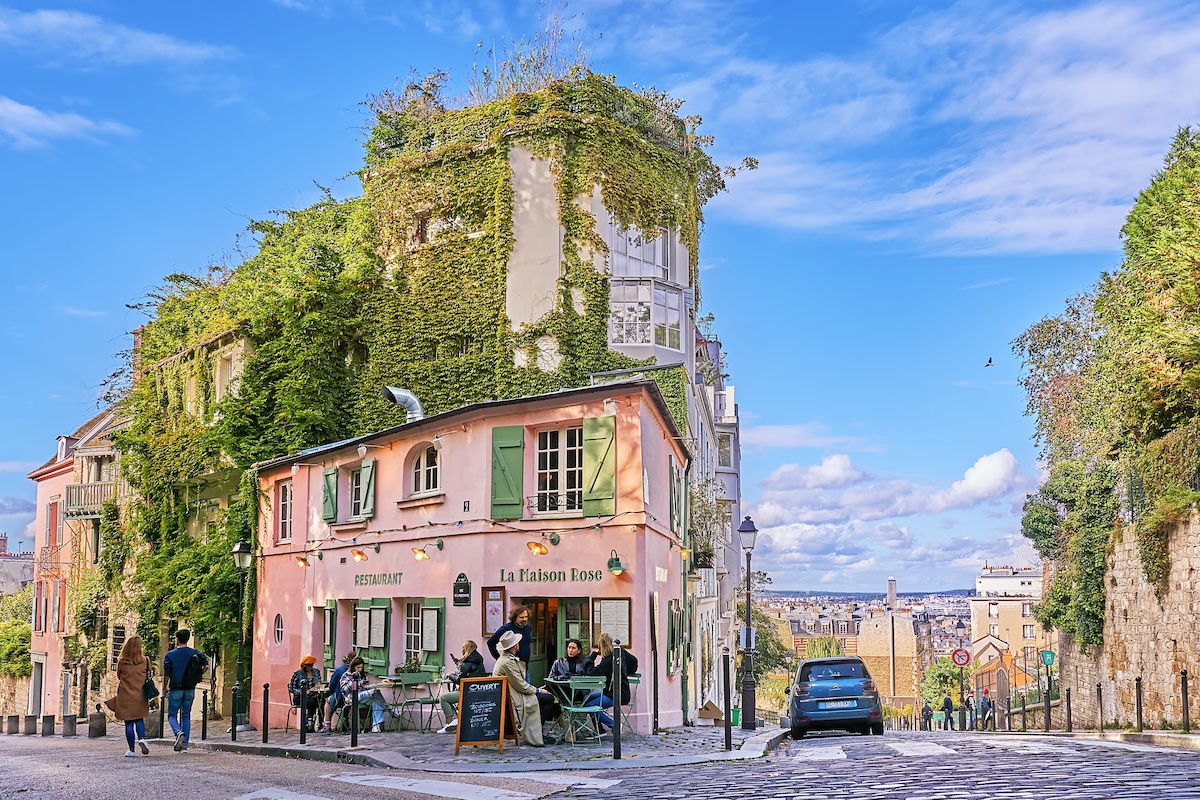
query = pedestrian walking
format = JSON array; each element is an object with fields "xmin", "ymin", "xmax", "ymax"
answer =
[
  {"xmin": 921, "ymin": 702, "xmax": 933, "ymax": 731},
  {"xmin": 979, "ymin": 689, "xmax": 994, "ymax": 731},
  {"xmin": 108, "ymin": 635, "xmax": 151, "ymax": 758},
  {"xmin": 941, "ymin": 693, "xmax": 955, "ymax": 730},
  {"xmin": 162, "ymin": 628, "xmax": 208, "ymax": 752}
]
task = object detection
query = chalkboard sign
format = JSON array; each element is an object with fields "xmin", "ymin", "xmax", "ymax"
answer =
[{"xmin": 454, "ymin": 676, "xmax": 518, "ymax": 754}]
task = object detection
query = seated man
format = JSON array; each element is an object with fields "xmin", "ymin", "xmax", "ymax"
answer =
[
  {"xmin": 339, "ymin": 656, "xmax": 389, "ymax": 733},
  {"xmin": 288, "ymin": 655, "xmax": 323, "ymax": 731}
]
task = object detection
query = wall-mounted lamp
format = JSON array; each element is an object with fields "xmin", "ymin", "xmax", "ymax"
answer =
[
  {"xmin": 607, "ymin": 549, "xmax": 627, "ymax": 577},
  {"xmin": 356, "ymin": 443, "xmax": 385, "ymax": 459},
  {"xmin": 679, "ymin": 548, "xmax": 692, "ymax": 560},
  {"xmin": 603, "ymin": 398, "xmax": 618, "ymax": 417},
  {"xmin": 290, "ymin": 462, "xmax": 321, "ymax": 476},
  {"xmin": 527, "ymin": 532, "xmax": 560, "ymax": 556},
  {"xmin": 432, "ymin": 434, "xmax": 445, "ymax": 452},
  {"xmin": 413, "ymin": 539, "xmax": 444, "ymax": 561},
  {"xmin": 296, "ymin": 550, "xmax": 324, "ymax": 567},
  {"xmin": 351, "ymin": 542, "xmax": 381, "ymax": 562}
]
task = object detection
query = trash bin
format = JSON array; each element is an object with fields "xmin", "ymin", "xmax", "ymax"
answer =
[{"xmin": 731, "ymin": 707, "xmax": 741, "ymax": 726}]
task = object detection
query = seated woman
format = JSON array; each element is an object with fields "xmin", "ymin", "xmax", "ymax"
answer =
[
  {"xmin": 339, "ymin": 656, "xmax": 389, "ymax": 733},
  {"xmin": 288, "ymin": 655, "xmax": 323, "ymax": 731},
  {"xmin": 492, "ymin": 629, "xmax": 550, "ymax": 747},
  {"xmin": 544, "ymin": 638, "xmax": 588, "ymax": 707},
  {"xmin": 436, "ymin": 640, "xmax": 487, "ymax": 733},
  {"xmin": 322, "ymin": 650, "xmax": 357, "ymax": 733},
  {"xmin": 584, "ymin": 633, "xmax": 639, "ymax": 732}
]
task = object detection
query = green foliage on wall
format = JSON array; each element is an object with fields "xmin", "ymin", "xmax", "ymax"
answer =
[
  {"xmin": 805, "ymin": 636, "xmax": 845, "ymax": 659},
  {"xmin": 109, "ymin": 72, "xmax": 735, "ymax": 657},
  {"xmin": 1016, "ymin": 128, "xmax": 1200, "ymax": 634}
]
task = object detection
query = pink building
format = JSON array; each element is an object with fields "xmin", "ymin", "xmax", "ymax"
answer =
[{"xmin": 250, "ymin": 379, "xmax": 690, "ymax": 733}]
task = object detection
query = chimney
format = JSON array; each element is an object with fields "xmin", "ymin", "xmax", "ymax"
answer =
[
  {"xmin": 0, "ymin": 533, "xmax": 6, "ymax": 555},
  {"xmin": 887, "ymin": 577, "xmax": 897, "ymax": 609}
]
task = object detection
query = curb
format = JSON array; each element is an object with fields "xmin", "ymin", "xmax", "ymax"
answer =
[
  {"xmin": 997, "ymin": 730, "xmax": 1200, "ymax": 751},
  {"xmin": 158, "ymin": 726, "xmax": 791, "ymax": 773}
]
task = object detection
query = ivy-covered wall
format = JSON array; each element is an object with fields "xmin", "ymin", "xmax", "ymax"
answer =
[{"xmin": 108, "ymin": 72, "xmax": 730, "ymax": 654}]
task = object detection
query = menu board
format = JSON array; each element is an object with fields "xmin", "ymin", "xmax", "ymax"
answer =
[
  {"xmin": 454, "ymin": 677, "xmax": 518, "ymax": 754},
  {"xmin": 595, "ymin": 598, "xmax": 631, "ymax": 645}
]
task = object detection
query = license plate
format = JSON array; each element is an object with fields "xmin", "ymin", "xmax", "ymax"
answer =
[{"xmin": 821, "ymin": 700, "xmax": 855, "ymax": 709}]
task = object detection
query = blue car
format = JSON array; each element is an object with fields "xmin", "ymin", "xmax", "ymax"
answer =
[{"xmin": 787, "ymin": 656, "xmax": 883, "ymax": 738}]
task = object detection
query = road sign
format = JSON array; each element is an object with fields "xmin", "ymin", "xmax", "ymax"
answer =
[
  {"xmin": 951, "ymin": 648, "xmax": 971, "ymax": 667},
  {"xmin": 1041, "ymin": 650, "xmax": 1055, "ymax": 667}
]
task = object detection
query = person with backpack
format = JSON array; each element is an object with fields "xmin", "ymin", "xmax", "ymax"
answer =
[
  {"xmin": 941, "ymin": 693, "xmax": 955, "ymax": 730},
  {"xmin": 162, "ymin": 629, "xmax": 208, "ymax": 753}
]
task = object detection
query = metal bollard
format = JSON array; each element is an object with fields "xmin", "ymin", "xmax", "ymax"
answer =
[
  {"xmin": 62, "ymin": 714, "xmax": 77, "ymax": 737},
  {"xmin": 1135, "ymin": 677, "xmax": 1143, "ymax": 732},
  {"xmin": 1183, "ymin": 670, "xmax": 1190, "ymax": 733},
  {"xmin": 350, "ymin": 679, "xmax": 359, "ymax": 748},
  {"xmin": 1021, "ymin": 696, "xmax": 1027, "ymax": 731},
  {"xmin": 1096, "ymin": 683, "xmax": 1103, "ymax": 733},
  {"xmin": 264, "ymin": 684, "xmax": 271, "ymax": 744},
  {"xmin": 612, "ymin": 640, "xmax": 622, "ymax": 760},
  {"xmin": 23, "ymin": 715, "xmax": 36, "ymax": 735},
  {"xmin": 1066, "ymin": 688, "xmax": 1072, "ymax": 732},
  {"xmin": 41, "ymin": 714, "xmax": 55, "ymax": 736},
  {"xmin": 722, "ymin": 647, "xmax": 732, "ymax": 751},
  {"xmin": 201, "ymin": 689, "xmax": 208, "ymax": 741},
  {"xmin": 1044, "ymin": 686, "xmax": 1051, "ymax": 732},
  {"xmin": 231, "ymin": 684, "xmax": 239, "ymax": 742},
  {"xmin": 7, "ymin": 715, "xmax": 19, "ymax": 735}
]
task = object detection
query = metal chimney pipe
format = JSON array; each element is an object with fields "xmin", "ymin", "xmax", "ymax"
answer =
[{"xmin": 380, "ymin": 386, "xmax": 424, "ymax": 421}]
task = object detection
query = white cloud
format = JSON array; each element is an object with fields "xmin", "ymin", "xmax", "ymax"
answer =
[
  {"xmin": 0, "ymin": 8, "xmax": 236, "ymax": 65},
  {"xmin": 53, "ymin": 305, "xmax": 108, "ymax": 318},
  {"xmin": 929, "ymin": 449, "xmax": 1021, "ymax": 511},
  {"xmin": 741, "ymin": 423, "xmax": 868, "ymax": 451},
  {"xmin": 0, "ymin": 96, "xmax": 134, "ymax": 148},
  {"xmin": 0, "ymin": 496, "xmax": 34, "ymax": 516},
  {"xmin": 762, "ymin": 455, "xmax": 867, "ymax": 490},
  {"xmin": 0, "ymin": 461, "xmax": 37, "ymax": 472}
]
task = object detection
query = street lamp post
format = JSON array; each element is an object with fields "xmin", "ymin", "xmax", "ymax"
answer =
[
  {"xmin": 232, "ymin": 540, "xmax": 253, "ymax": 733},
  {"xmin": 738, "ymin": 516, "xmax": 758, "ymax": 731}
]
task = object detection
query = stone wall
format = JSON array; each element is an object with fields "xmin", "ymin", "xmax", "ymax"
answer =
[
  {"xmin": 1057, "ymin": 514, "xmax": 1200, "ymax": 729},
  {"xmin": 0, "ymin": 675, "xmax": 30, "ymax": 717}
]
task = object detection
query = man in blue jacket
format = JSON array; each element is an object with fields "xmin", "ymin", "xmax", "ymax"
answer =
[{"xmin": 162, "ymin": 629, "xmax": 208, "ymax": 752}]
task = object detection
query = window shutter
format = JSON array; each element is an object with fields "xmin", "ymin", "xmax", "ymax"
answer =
[
  {"xmin": 322, "ymin": 468, "xmax": 338, "ymax": 522},
  {"xmin": 420, "ymin": 598, "xmax": 446, "ymax": 671},
  {"xmin": 323, "ymin": 599, "xmax": 337, "ymax": 672},
  {"xmin": 490, "ymin": 426, "xmax": 525, "ymax": 519},
  {"xmin": 668, "ymin": 455, "xmax": 677, "ymax": 534},
  {"xmin": 582, "ymin": 416, "xmax": 616, "ymax": 517},
  {"xmin": 357, "ymin": 598, "xmax": 390, "ymax": 674},
  {"xmin": 361, "ymin": 458, "xmax": 376, "ymax": 518}
]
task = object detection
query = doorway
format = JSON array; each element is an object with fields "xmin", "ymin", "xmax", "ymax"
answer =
[{"xmin": 518, "ymin": 598, "xmax": 553, "ymax": 686}]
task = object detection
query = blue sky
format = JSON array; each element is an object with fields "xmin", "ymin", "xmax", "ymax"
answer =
[{"xmin": 3, "ymin": 0, "xmax": 1198, "ymax": 591}]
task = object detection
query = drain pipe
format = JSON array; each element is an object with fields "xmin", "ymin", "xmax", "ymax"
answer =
[{"xmin": 381, "ymin": 386, "xmax": 425, "ymax": 421}]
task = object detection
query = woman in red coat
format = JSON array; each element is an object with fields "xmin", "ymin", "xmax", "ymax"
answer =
[{"xmin": 113, "ymin": 635, "xmax": 151, "ymax": 757}]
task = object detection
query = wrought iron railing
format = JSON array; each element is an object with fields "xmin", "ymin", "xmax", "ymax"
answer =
[
  {"xmin": 37, "ymin": 543, "xmax": 67, "ymax": 576},
  {"xmin": 526, "ymin": 492, "xmax": 583, "ymax": 513},
  {"xmin": 65, "ymin": 482, "xmax": 117, "ymax": 515}
]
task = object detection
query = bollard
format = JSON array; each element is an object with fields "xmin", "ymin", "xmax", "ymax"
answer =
[
  {"xmin": 1044, "ymin": 686, "xmax": 1051, "ymax": 733},
  {"xmin": 88, "ymin": 705, "xmax": 107, "ymax": 738},
  {"xmin": 1135, "ymin": 676, "xmax": 1143, "ymax": 732},
  {"xmin": 1184, "ymin": 670, "xmax": 1191, "ymax": 734},
  {"xmin": 1096, "ymin": 683, "xmax": 1103, "ymax": 732},
  {"xmin": 6, "ymin": 715, "xmax": 18, "ymax": 734},
  {"xmin": 1066, "ymin": 688, "xmax": 1072, "ymax": 732},
  {"xmin": 231, "ymin": 684, "xmax": 239, "ymax": 742},
  {"xmin": 350, "ymin": 678, "xmax": 359, "ymax": 748},
  {"xmin": 23, "ymin": 715, "xmax": 37, "ymax": 735},
  {"xmin": 62, "ymin": 714, "xmax": 77, "ymax": 737},
  {"xmin": 1021, "ymin": 696, "xmax": 1027, "ymax": 731},
  {"xmin": 264, "ymin": 684, "xmax": 272, "ymax": 744},
  {"xmin": 612, "ymin": 641, "xmax": 622, "ymax": 760},
  {"xmin": 201, "ymin": 689, "xmax": 208, "ymax": 741},
  {"xmin": 722, "ymin": 647, "xmax": 732, "ymax": 751},
  {"xmin": 41, "ymin": 714, "xmax": 54, "ymax": 736}
]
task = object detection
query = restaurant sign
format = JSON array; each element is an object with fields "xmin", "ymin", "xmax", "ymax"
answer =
[
  {"xmin": 499, "ymin": 568, "xmax": 604, "ymax": 583},
  {"xmin": 355, "ymin": 572, "xmax": 403, "ymax": 587}
]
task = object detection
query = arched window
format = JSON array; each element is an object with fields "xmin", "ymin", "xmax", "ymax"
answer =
[
  {"xmin": 273, "ymin": 614, "xmax": 284, "ymax": 645},
  {"xmin": 411, "ymin": 445, "xmax": 439, "ymax": 496}
]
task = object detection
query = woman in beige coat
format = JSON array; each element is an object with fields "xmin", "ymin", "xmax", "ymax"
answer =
[
  {"xmin": 112, "ymin": 635, "xmax": 152, "ymax": 757},
  {"xmin": 492, "ymin": 629, "xmax": 548, "ymax": 747}
]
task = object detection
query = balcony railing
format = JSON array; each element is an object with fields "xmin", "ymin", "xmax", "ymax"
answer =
[
  {"xmin": 38, "ymin": 543, "xmax": 66, "ymax": 576},
  {"xmin": 65, "ymin": 482, "xmax": 117, "ymax": 516}
]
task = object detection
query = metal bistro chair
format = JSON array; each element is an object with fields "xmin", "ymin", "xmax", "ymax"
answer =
[
  {"xmin": 558, "ymin": 676, "xmax": 606, "ymax": 746},
  {"xmin": 392, "ymin": 672, "xmax": 441, "ymax": 732},
  {"xmin": 620, "ymin": 672, "xmax": 641, "ymax": 736}
]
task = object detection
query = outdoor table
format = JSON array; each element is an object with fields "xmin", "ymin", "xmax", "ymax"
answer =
[
  {"xmin": 546, "ymin": 676, "xmax": 605, "ymax": 745},
  {"xmin": 382, "ymin": 672, "xmax": 443, "ymax": 732}
]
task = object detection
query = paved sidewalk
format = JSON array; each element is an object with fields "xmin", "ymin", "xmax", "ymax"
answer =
[
  {"xmin": 988, "ymin": 728, "xmax": 1200, "ymax": 750},
  {"xmin": 157, "ymin": 723, "xmax": 790, "ymax": 772}
]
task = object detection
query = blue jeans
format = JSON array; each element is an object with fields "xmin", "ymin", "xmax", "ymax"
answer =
[
  {"xmin": 584, "ymin": 690, "xmax": 615, "ymax": 729},
  {"xmin": 167, "ymin": 689, "xmax": 196, "ymax": 742},
  {"xmin": 124, "ymin": 719, "xmax": 145, "ymax": 751},
  {"xmin": 353, "ymin": 690, "xmax": 387, "ymax": 727}
]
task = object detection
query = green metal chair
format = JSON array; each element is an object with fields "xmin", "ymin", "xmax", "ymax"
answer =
[
  {"xmin": 619, "ymin": 672, "xmax": 641, "ymax": 735},
  {"xmin": 556, "ymin": 676, "xmax": 606, "ymax": 746}
]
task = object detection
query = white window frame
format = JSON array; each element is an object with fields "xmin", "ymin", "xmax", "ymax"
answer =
[
  {"xmin": 1021, "ymin": 602, "xmax": 1033, "ymax": 617},
  {"xmin": 608, "ymin": 279, "xmax": 683, "ymax": 350},
  {"xmin": 535, "ymin": 426, "xmax": 584, "ymax": 514},
  {"xmin": 653, "ymin": 284, "xmax": 682, "ymax": 350},
  {"xmin": 608, "ymin": 216, "xmax": 672, "ymax": 281},
  {"xmin": 717, "ymin": 433, "xmax": 732, "ymax": 467},
  {"xmin": 988, "ymin": 604, "xmax": 999, "ymax": 618},
  {"xmin": 277, "ymin": 480, "xmax": 293, "ymax": 542},
  {"xmin": 349, "ymin": 468, "xmax": 364, "ymax": 519},
  {"xmin": 1023, "ymin": 624, "xmax": 1036, "ymax": 640},
  {"xmin": 404, "ymin": 600, "xmax": 423, "ymax": 665},
  {"xmin": 411, "ymin": 446, "xmax": 440, "ymax": 497},
  {"xmin": 989, "ymin": 624, "xmax": 999, "ymax": 638}
]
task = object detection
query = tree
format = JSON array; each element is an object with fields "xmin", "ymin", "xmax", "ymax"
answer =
[
  {"xmin": 735, "ymin": 601, "xmax": 791, "ymax": 687},
  {"xmin": 921, "ymin": 657, "xmax": 975, "ymax": 707},
  {"xmin": 0, "ymin": 584, "xmax": 32, "ymax": 678},
  {"xmin": 805, "ymin": 637, "xmax": 845, "ymax": 659}
]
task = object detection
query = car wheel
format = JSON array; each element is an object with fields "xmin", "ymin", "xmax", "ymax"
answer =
[
  {"xmin": 858, "ymin": 726, "xmax": 870, "ymax": 735},
  {"xmin": 791, "ymin": 727, "xmax": 806, "ymax": 740},
  {"xmin": 871, "ymin": 723, "xmax": 884, "ymax": 736}
]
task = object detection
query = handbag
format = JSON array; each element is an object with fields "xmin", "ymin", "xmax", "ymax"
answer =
[{"xmin": 143, "ymin": 658, "xmax": 160, "ymax": 702}]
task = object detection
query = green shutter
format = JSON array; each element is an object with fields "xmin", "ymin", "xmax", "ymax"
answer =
[
  {"xmin": 322, "ymin": 467, "xmax": 338, "ymax": 522},
  {"xmin": 490, "ymin": 425, "xmax": 525, "ymax": 519},
  {"xmin": 361, "ymin": 458, "xmax": 376, "ymax": 518},
  {"xmin": 668, "ymin": 455, "xmax": 677, "ymax": 534},
  {"xmin": 357, "ymin": 597, "xmax": 390, "ymax": 674},
  {"xmin": 420, "ymin": 598, "xmax": 446, "ymax": 672},
  {"xmin": 582, "ymin": 416, "xmax": 616, "ymax": 517},
  {"xmin": 323, "ymin": 599, "xmax": 336, "ymax": 672}
]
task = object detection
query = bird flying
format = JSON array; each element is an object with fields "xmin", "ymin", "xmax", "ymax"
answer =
[{"xmin": 984, "ymin": 358, "xmax": 993, "ymax": 367}]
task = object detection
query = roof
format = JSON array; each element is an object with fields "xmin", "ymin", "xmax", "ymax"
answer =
[
  {"xmin": 27, "ymin": 406, "xmax": 119, "ymax": 478},
  {"xmin": 253, "ymin": 378, "xmax": 687, "ymax": 473}
]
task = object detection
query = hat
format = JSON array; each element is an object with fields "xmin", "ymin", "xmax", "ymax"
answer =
[
  {"xmin": 301, "ymin": 655, "xmax": 317, "ymax": 666},
  {"xmin": 497, "ymin": 630, "xmax": 522, "ymax": 654}
]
